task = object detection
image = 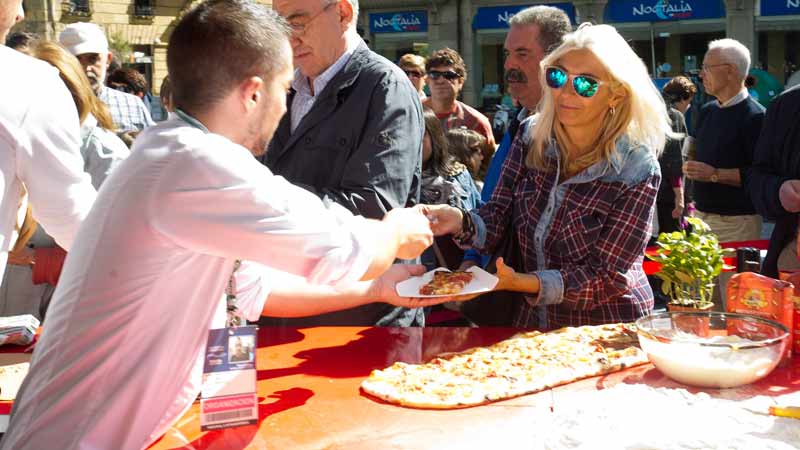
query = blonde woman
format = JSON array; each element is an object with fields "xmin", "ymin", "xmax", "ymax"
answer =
[
  {"xmin": 425, "ymin": 24, "xmax": 674, "ymax": 328},
  {"xmin": 1, "ymin": 41, "xmax": 129, "ymax": 320}
]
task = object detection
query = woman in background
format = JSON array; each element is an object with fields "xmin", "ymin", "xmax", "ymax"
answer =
[
  {"xmin": 420, "ymin": 111, "xmax": 480, "ymax": 270},
  {"xmin": 446, "ymin": 127, "xmax": 491, "ymax": 191},
  {"xmin": 0, "ymin": 41, "xmax": 129, "ymax": 320}
]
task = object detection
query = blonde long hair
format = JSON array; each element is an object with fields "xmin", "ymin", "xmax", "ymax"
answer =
[
  {"xmin": 529, "ymin": 24, "xmax": 674, "ymax": 173},
  {"xmin": 31, "ymin": 41, "xmax": 116, "ymax": 131}
]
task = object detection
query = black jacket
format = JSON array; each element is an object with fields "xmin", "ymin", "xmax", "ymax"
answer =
[
  {"xmin": 260, "ymin": 41, "xmax": 424, "ymax": 326},
  {"xmin": 747, "ymin": 85, "xmax": 800, "ymax": 277},
  {"xmin": 657, "ymin": 108, "xmax": 686, "ymax": 205},
  {"xmin": 263, "ymin": 41, "xmax": 422, "ymax": 219}
]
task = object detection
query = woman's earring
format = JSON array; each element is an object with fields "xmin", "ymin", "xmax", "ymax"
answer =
[{"xmin": 609, "ymin": 106, "xmax": 616, "ymax": 116}]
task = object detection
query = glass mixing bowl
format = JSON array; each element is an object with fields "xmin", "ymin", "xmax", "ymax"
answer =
[{"xmin": 635, "ymin": 311, "xmax": 789, "ymax": 388}]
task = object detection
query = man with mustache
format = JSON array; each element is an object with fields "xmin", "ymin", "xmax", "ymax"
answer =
[
  {"xmin": 461, "ymin": 5, "xmax": 572, "ymax": 270},
  {"xmin": 480, "ymin": 6, "xmax": 572, "ymax": 201},
  {"xmin": 456, "ymin": 6, "xmax": 571, "ymax": 326},
  {"xmin": 59, "ymin": 23, "xmax": 154, "ymax": 142}
]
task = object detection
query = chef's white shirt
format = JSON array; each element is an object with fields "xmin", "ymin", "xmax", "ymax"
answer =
[
  {"xmin": 0, "ymin": 46, "xmax": 96, "ymax": 280},
  {"xmin": 0, "ymin": 115, "xmax": 376, "ymax": 450}
]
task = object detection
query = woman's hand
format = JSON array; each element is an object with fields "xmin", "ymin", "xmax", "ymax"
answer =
[
  {"xmin": 494, "ymin": 257, "xmax": 540, "ymax": 294},
  {"xmin": 416, "ymin": 204, "xmax": 463, "ymax": 236},
  {"xmin": 494, "ymin": 257, "xmax": 517, "ymax": 290}
]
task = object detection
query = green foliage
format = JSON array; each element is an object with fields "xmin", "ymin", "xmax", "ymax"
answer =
[
  {"xmin": 647, "ymin": 217, "xmax": 733, "ymax": 307},
  {"xmin": 108, "ymin": 32, "xmax": 131, "ymax": 63}
]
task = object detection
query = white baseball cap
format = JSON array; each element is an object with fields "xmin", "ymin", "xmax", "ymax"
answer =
[{"xmin": 59, "ymin": 22, "xmax": 109, "ymax": 56}]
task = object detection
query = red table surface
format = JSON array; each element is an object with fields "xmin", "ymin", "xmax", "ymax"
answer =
[{"xmin": 146, "ymin": 326, "xmax": 800, "ymax": 450}]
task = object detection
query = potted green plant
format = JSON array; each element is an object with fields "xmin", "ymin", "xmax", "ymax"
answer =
[{"xmin": 647, "ymin": 217, "xmax": 733, "ymax": 312}]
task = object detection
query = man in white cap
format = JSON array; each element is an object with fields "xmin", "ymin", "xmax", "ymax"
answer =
[
  {"xmin": 59, "ymin": 22, "xmax": 155, "ymax": 139},
  {"xmin": 0, "ymin": 0, "xmax": 97, "ymax": 282}
]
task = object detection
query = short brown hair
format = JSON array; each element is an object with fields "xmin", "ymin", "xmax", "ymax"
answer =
[
  {"xmin": 426, "ymin": 48, "xmax": 467, "ymax": 81},
  {"xmin": 108, "ymin": 67, "xmax": 148, "ymax": 96},
  {"xmin": 168, "ymin": 0, "xmax": 291, "ymax": 115},
  {"xmin": 662, "ymin": 75, "xmax": 697, "ymax": 104}
]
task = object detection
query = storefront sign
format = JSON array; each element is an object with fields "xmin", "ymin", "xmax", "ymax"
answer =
[
  {"xmin": 605, "ymin": 0, "xmax": 725, "ymax": 22},
  {"xmin": 473, "ymin": 3, "xmax": 576, "ymax": 30},
  {"xmin": 369, "ymin": 11, "xmax": 428, "ymax": 34},
  {"xmin": 761, "ymin": 0, "xmax": 800, "ymax": 16}
]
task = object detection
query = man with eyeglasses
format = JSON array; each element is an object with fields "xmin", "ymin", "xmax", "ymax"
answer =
[
  {"xmin": 683, "ymin": 38, "xmax": 765, "ymax": 245},
  {"xmin": 59, "ymin": 22, "xmax": 155, "ymax": 144},
  {"xmin": 423, "ymin": 48, "xmax": 496, "ymax": 153},
  {"xmin": 263, "ymin": 0, "xmax": 425, "ymax": 327}
]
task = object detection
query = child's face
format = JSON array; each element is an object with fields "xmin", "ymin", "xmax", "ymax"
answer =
[{"xmin": 468, "ymin": 145, "xmax": 483, "ymax": 175}]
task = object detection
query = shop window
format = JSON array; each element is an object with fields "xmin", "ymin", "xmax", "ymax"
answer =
[{"xmin": 134, "ymin": 0, "xmax": 154, "ymax": 17}]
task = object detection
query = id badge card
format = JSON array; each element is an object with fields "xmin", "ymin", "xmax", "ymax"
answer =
[{"xmin": 200, "ymin": 326, "xmax": 258, "ymax": 430}]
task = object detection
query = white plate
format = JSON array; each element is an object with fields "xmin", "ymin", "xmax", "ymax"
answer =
[{"xmin": 395, "ymin": 266, "xmax": 499, "ymax": 298}]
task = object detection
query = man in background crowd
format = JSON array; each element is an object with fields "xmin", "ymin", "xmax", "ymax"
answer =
[
  {"xmin": 684, "ymin": 38, "xmax": 765, "ymax": 243},
  {"xmin": 59, "ymin": 22, "xmax": 154, "ymax": 141},
  {"xmin": 262, "ymin": 0, "xmax": 425, "ymax": 326},
  {"xmin": 747, "ymin": 85, "xmax": 800, "ymax": 277},
  {"xmin": 461, "ymin": 5, "xmax": 571, "ymax": 271},
  {"xmin": 479, "ymin": 5, "xmax": 571, "ymax": 201},
  {"xmin": 423, "ymin": 47, "xmax": 496, "ymax": 152}
]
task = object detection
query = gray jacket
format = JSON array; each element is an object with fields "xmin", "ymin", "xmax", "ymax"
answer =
[{"xmin": 260, "ymin": 41, "xmax": 424, "ymax": 327}]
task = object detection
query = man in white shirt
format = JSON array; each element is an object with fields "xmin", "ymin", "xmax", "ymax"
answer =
[
  {"xmin": 0, "ymin": 2, "xmax": 437, "ymax": 449},
  {"xmin": 59, "ymin": 22, "xmax": 155, "ymax": 138},
  {"xmin": 0, "ymin": 0, "xmax": 97, "ymax": 283}
]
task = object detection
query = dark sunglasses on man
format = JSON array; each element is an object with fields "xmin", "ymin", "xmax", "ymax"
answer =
[{"xmin": 428, "ymin": 70, "xmax": 462, "ymax": 81}]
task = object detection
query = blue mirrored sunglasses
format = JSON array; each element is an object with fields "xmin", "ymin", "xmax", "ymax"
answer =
[{"xmin": 544, "ymin": 66, "xmax": 606, "ymax": 98}]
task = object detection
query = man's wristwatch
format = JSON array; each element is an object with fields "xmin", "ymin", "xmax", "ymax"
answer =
[{"xmin": 710, "ymin": 169, "xmax": 719, "ymax": 183}]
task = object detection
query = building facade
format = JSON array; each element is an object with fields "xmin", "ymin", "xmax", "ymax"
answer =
[
  {"xmin": 12, "ymin": 1, "xmax": 799, "ymax": 107},
  {"xmin": 360, "ymin": 0, "xmax": 800, "ymax": 106},
  {"xmin": 13, "ymin": 0, "xmax": 271, "ymax": 96}
]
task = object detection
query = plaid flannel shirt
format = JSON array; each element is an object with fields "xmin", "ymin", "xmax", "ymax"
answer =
[
  {"xmin": 98, "ymin": 86, "xmax": 155, "ymax": 133},
  {"xmin": 468, "ymin": 123, "xmax": 660, "ymax": 329}
]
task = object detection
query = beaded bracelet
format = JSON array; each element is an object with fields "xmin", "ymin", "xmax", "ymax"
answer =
[{"xmin": 453, "ymin": 207, "xmax": 475, "ymax": 247}]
